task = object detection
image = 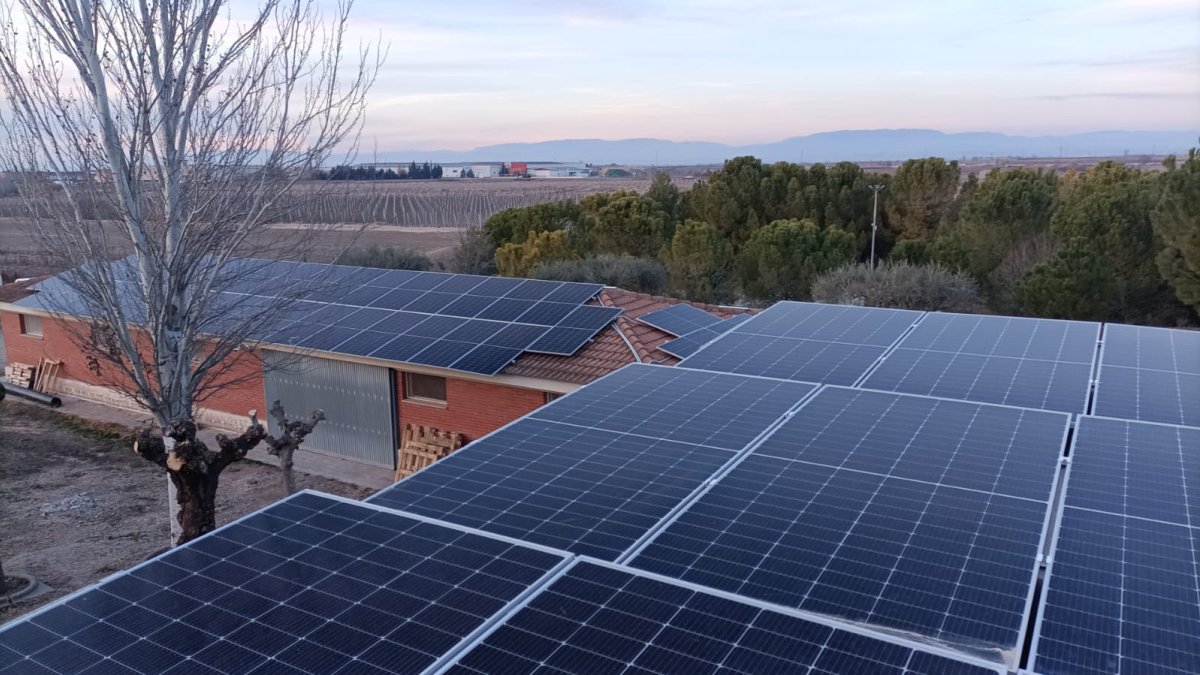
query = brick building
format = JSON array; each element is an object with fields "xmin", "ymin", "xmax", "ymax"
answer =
[{"xmin": 0, "ymin": 268, "xmax": 751, "ymax": 471}]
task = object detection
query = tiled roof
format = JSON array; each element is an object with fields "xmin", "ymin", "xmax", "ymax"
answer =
[
  {"xmin": 501, "ymin": 288, "xmax": 756, "ymax": 385},
  {"xmin": 0, "ymin": 278, "xmax": 41, "ymax": 303}
]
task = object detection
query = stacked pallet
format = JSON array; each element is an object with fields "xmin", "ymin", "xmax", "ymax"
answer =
[
  {"xmin": 395, "ymin": 424, "xmax": 464, "ymax": 481},
  {"xmin": 4, "ymin": 362, "xmax": 34, "ymax": 388}
]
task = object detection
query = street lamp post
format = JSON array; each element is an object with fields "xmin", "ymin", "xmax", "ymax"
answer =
[{"xmin": 868, "ymin": 184, "xmax": 885, "ymax": 270}]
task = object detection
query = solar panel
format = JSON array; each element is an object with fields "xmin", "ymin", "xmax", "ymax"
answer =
[
  {"xmin": 297, "ymin": 325, "xmax": 360, "ymax": 351},
  {"xmin": 335, "ymin": 330, "xmax": 396, "ymax": 357},
  {"xmin": 372, "ymin": 334, "xmax": 434, "ymax": 362},
  {"xmin": 529, "ymin": 364, "xmax": 815, "ymax": 449},
  {"xmin": 430, "ymin": 274, "xmax": 487, "ymax": 294},
  {"xmin": 505, "ymin": 279, "xmax": 561, "ymax": 301},
  {"xmin": 474, "ymin": 297, "xmax": 536, "ymax": 322},
  {"xmin": 660, "ymin": 314, "xmax": 753, "ymax": 359},
  {"xmin": 542, "ymin": 282, "xmax": 603, "ymax": 304},
  {"xmin": 369, "ymin": 310, "xmax": 431, "ymax": 335},
  {"xmin": 485, "ymin": 323, "xmax": 549, "ymax": 349},
  {"xmin": 403, "ymin": 291, "xmax": 460, "ymax": 314},
  {"xmin": 340, "ymin": 307, "xmax": 393, "ymax": 330},
  {"xmin": 467, "ymin": 276, "xmax": 526, "ymax": 297},
  {"xmin": 445, "ymin": 319, "xmax": 507, "ymax": 344},
  {"xmin": 862, "ymin": 314, "xmax": 1099, "ymax": 413},
  {"xmin": 370, "ymin": 365, "xmax": 814, "ymax": 559},
  {"xmin": 515, "ymin": 301, "xmax": 578, "ymax": 326},
  {"xmin": 1030, "ymin": 416, "xmax": 1200, "ymax": 675},
  {"xmin": 740, "ymin": 301, "xmax": 922, "ymax": 344},
  {"xmin": 525, "ymin": 326, "xmax": 601, "ymax": 355},
  {"xmin": 443, "ymin": 561, "xmax": 1006, "ymax": 675},
  {"xmin": 0, "ymin": 492, "xmax": 569, "ymax": 675},
  {"xmin": 1092, "ymin": 323, "xmax": 1200, "ymax": 427},
  {"xmin": 369, "ymin": 287, "xmax": 425, "ymax": 310},
  {"xmin": 681, "ymin": 332, "xmax": 890, "ymax": 384},
  {"xmin": 439, "ymin": 294, "xmax": 498, "ymax": 318},
  {"xmin": 678, "ymin": 302, "xmax": 922, "ymax": 384},
  {"xmin": 629, "ymin": 386, "xmax": 1069, "ymax": 653},
  {"xmin": 558, "ymin": 305, "xmax": 623, "ymax": 331},
  {"xmin": 637, "ymin": 303, "xmax": 724, "ymax": 336},
  {"xmin": 451, "ymin": 345, "xmax": 523, "ymax": 376},
  {"xmin": 399, "ymin": 272, "xmax": 450, "ymax": 291},
  {"xmin": 410, "ymin": 339, "xmax": 479, "ymax": 368}
]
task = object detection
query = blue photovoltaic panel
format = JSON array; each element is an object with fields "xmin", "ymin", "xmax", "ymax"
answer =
[
  {"xmin": 296, "ymin": 325, "xmax": 360, "ymax": 351},
  {"xmin": 409, "ymin": 339, "xmax": 478, "ymax": 368},
  {"xmin": 474, "ymin": 297, "xmax": 536, "ymax": 322},
  {"xmin": 637, "ymin": 303, "xmax": 724, "ymax": 336},
  {"xmin": 558, "ymin": 305, "xmax": 623, "ymax": 331},
  {"xmin": 738, "ymin": 301, "xmax": 923, "ymax": 345},
  {"xmin": 369, "ymin": 417, "xmax": 736, "ymax": 560},
  {"xmin": 485, "ymin": 323, "xmax": 549, "ymax": 349},
  {"xmin": 1092, "ymin": 323, "xmax": 1200, "ymax": 427},
  {"xmin": 530, "ymin": 364, "xmax": 814, "ymax": 449},
  {"xmin": 542, "ymin": 282, "xmax": 602, "ymax": 304},
  {"xmin": 0, "ymin": 492, "xmax": 568, "ymax": 675},
  {"xmin": 444, "ymin": 561, "xmax": 1006, "ymax": 675},
  {"xmin": 505, "ymin": 279, "xmax": 560, "ymax": 301},
  {"xmin": 660, "ymin": 314, "xmax": 753, "ymax": 359},
  {"xmin": 678, "ymin": 302, "xmax": 922, "ymax": 384},
  {"xmin": 403, "ymin": 291, "xmax": 460, "ymax": 314},
  {"xmin": 371, "ymin": 365, "xmax": 813, "ymax": 559},
  {"xmin": 863, "ymin": 348, "xmax": 1094, "ymax": 413},
  {"xmin": 369, "ymin": 310, "xmax": 431, "ymax": 335},
  {"xmin": 372, "ymin": 334, "xmax": 434, "ymax": 362},
  {"xmin": 631, "ymin": 387, "xmax": 1068, "ymax": 652},
  {"xmin": 340, "ymin": 307, "xmax": 393, "ymax": 330},
  {"xmin": 526, "ymin": 326, "xmax": 601, "ymax": 355},
  {"xmin": 515, "ymin": 301, "xmax": 578, "ymax": 326},
  {"xmin": 438, "ymin": 294, "xmax": 498, "ymax": 318},
  {"xmin": 862, "ymin": 313, "xmax": 1099, "ymax": 413},
  {"xmin": 445, "ymin": 319, "xmax": 507, "ymax": 344},
  {"xmin": 429, "ymin": 274, "xmax": 486, "ymax": 294},
  {"xmin": 335, "ymin": 330, "xmax": 395, "ymax": 357},
  {"xmin": 451, "ymin": 345, "xmax": 523, "ymax": 376},
  {"xmin": 1031, "ymin": 416, "xmax": 1200, "ymax": 675},
  {"xmin": 398, "ymin": 272, "xmax": 449, "ymax": 291},
  {"xmin": 369, "ymin": 287, "xmax": 425, "ymax": 310},
  {"xmin": 680, "ymin": 332, "xmax": 889, "ymax": 384},
  {"xmin": 466, "ymin": 276, "xmax": 526, "ymax": 297}
]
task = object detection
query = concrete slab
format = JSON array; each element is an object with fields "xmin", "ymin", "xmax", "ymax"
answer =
[{"xmin": 3, "ymin": 393, "xmax": 393, "ymax": 491}]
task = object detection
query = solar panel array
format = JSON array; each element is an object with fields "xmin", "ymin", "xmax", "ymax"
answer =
[
  {"xmin": 6, "ymin": 299, "xmax": 1200, "ymax": 674},
  {"xmin": 1030, "ymin": 417, "xmax": 1200, "ymax": 675},
  {"xmin": 861, "ymin": 313, "xmax": 1099, "ymax": 413},
  {"xmin": 679, "ymin": 302, "xmax": 924, "ymax": 385},
  {"xmin": 1091, "ymin": 323, "xmax": 1200, "ymax": 427},
  {"xmin": 636, "ymin": 303, "xmax": 724, "ymax": 336},
  {"xmin": 15, "ymin": 258, "xmax": 622, "ymax": 376}
]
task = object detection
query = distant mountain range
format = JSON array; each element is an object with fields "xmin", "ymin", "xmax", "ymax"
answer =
[{"xmin": 376, "ymin": 129, "xmax": 1198, "ymax": 166}]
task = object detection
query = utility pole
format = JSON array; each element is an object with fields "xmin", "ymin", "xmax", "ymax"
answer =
[{"xmin": 868, "ymin": 184, "xmax": 885, "ymax": 270}]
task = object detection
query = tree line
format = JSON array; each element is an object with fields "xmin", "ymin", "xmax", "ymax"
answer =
[
  {"xmin": 458, "ymin": 151, "xmax": 1199, "ymax": 324},
  {"xmin": 317, "ymin": 161, "xmax": 444, "ymax": 180}
]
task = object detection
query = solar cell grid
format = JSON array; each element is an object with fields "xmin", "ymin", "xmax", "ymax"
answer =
[
  {"xmin": 399, "ymin": 272, "xmax": 451, "ymax": 291},
  {"xmin": 558, "ymin": 305, "xmax": 623, "ymax": 331},
  {"xmin": 659, "ymin": 315, "xmax": 753, "ymax": 359},
  {"xmin": 438, "ymin": 294, "xmax": 498, "ymax": 318},
  {"xmin": 410, "ymin": 339, "xmax": 478, "ymax": 368},
  {"xmin": 451, "ymin": 345, "xmax": 523, "ymax": 376},
  {"xmin": 515, "ymin": 301, "xmax": 578, "ymax": 326},
  {"xmin": 505, "ymin": 279, "xmax": 561, "ymax": 301},
  {"xmin": 0, "ymin": 493, "xmax": 569, "ymax": 675},
  {"xmin": 403, "ymin": 291, "xmax": 460, "ymax": 314},
  {"xmin": 444, "ymin": 561, "xmax": 1006, "ymax": 675},
  {"xmin": 737, "ymin": 301, "xmax": 922, "ymax": 345},
  {"xmin": 1092, "ymin": 324, "xmax": 1200, "ymax": 427},
  {"xmin": 530, "ymin": 364, "xmax": 815, "ymax": 449},
  {"xmin": 369, "ymin": 418, "xmax": 737, "ymax": 560},
  {"xmin": 1032, "ymin": 417, "xmax": 1200, "ymax": 675},
  {"xmin": 898, "ymin": 313, "xmax": 1099, "ymax": 363},
  {"xmin": 630, "ymin": 387, "xmax": 1068, "ymax": 652},
  {"xmin": 473, "ymin": 297, "xmax": 536, "ymax": 322},
  {"xmin": 296, "ymin": 325, "xmax": 360, "ymax": 351},
  {"xmin": 680, "ymin": 332, "xmax": 889, "ymax": 384},
  {"xmin": 526, "ymin": 326, "xmax": 598, "ymax": 355},
  {"xmin": 637, "ymin": 304, "xmax": 724, "ymax": 336}
]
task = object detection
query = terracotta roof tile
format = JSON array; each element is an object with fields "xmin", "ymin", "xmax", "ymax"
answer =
[
  {"xmin": 500, "ymin": 288, "xmax": 757, "ymax": 385},
  {"xmin": 0, "ymin": 277, "xmax": 43, "ymax": 303}
]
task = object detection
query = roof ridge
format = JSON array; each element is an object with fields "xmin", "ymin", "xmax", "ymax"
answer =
[{"xmin": 599, "ymin": 288, "xmax": 649, "ymax": 364}]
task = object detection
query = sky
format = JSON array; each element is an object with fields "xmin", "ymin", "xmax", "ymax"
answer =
[{"xmin": 343, "ymin": 0, "xmax": 1200, "ymax": 150}]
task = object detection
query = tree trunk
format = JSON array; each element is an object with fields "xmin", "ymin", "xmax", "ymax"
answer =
[
  {"xmin": 278, "ymin": 447, "xmax": 296, "ymax": 497},
  {"xmin": 170, "ymin": 470, "xmax": 221, "ymax": 545}
]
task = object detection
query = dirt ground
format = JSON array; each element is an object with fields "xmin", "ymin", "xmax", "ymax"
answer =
[{"xmin": 0, "ymin": 401, "xmax": 373, "ymax": 622}]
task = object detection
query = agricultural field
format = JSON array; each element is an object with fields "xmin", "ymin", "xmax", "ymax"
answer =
[{"xmin": 0, "ymin": 177, "xmax": 682, "ymax": 279}]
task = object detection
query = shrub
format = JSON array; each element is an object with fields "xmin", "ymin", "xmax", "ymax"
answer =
[
  {"xmin": 495, "ymin": 230, "xmax": 577, "ymax": 277},
  {"xmin": 334, "ymin": 245, "xmax": 432, "ymax": 270},
  {"xmin": 450, "ymin": 227, "xmax": 496, "ymax": 275},
  {"xmin": 811, "ymin": 261, "xmax": 985, "ymax": 312},
  {"xmin": 530, "ymin": 255, "xmax": 667, "ymax": 294}
]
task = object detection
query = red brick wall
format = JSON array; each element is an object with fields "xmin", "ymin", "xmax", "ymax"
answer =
[
  {"xmin": 2, "ymin": 310, "xmax": 264, "ymax": 416},
  {"xmin": 397, "ymin": 371, "xmax": 546, "ymax": 443}
]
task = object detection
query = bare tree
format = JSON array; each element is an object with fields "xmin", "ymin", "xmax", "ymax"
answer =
[
  {"xmin": 262, "ymin": 400, "xmax": 325, "ymax": 496},
  {"xmin": 0, "ymin": 0, "xmax": 379, "ymax": 544}
]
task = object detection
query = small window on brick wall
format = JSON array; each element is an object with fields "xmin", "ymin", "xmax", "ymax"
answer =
[
  {"xmin": 404, "ymin": 372, "xmax": 446, "ymax": 403},
  {"xmin": 544, "ymin": 392, "xmax": 562, "ymax": 404},
  {"xmin": 19, "ymin": 314, "xmax": 43, "ymax": 337}
]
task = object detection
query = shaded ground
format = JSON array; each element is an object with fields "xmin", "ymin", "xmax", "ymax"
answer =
[{"xmin": 0, "ymin": 401, "xmax": 373, "ymax": 622}]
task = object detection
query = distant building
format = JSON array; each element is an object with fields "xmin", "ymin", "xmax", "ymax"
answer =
[{"xmin": 529, "ymin": 164, "xmax": 591, "ymax": 178}]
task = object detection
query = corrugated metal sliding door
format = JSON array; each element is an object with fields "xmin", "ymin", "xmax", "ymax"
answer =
[{"xmin": 262, "ymin": 351, "xmax": 396, "ymax": 467}]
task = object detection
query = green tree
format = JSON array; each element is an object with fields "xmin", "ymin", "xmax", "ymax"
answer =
[
  {"xmin": 495, "ymin": 230, "xmax": 578, "ymax": 277},
  {"xmin": 483, "ymin": 201, "xmax": 584, "ymax": 247},
  {"xmin": 1049, "ymin": 161, "xmax": 1166, "ymax": 321},
  {"xmin": 644, "ymin": 171, "xmax": 682, "ymax": 224},
  {"xmin": 684, "ymin": 156, "xmax": 767, "ymax": 248},
  {"xmin": 953, "ymin": 167, "xmax": 1058, "ymax": 280},
  {"xmin": 1151, "ymin": 148, "xmax": 1200, "ymax": 314},
  {"xmin": 587, "ymin": 194, "xmax": 674, "ymax": 257},
  {"xmin": 662, "ymin": 220, "xmax": 732, "ymax": 303},
  {"xmin": 530, "ymin": 255, "xmax": 667, "ymax": 294},
  {"xmin": 1016, "ymin": 240, "xmax": 1118, "ymax": 320},
  {"xmin": 812, "ymin": 261, "xmax": 984, "ymax": 312},
  {"xmin": 885, "ymin": 158, "xmax": 960, "ymax": 240},
  {"xmin": 737, "ymin": 219, "xmax": 857, "ymax": 301}
]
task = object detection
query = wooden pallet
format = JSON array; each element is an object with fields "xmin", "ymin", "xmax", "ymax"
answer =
[
  {"xmin": 395, "ymin": 424, "xmax": 463, "ymax": 481},
  {"xmin": 33, "ymin": 358, "xmax": 62, "ymax": 393},
  {"xmin": 4, "ymin": 362, "xmax": 34, "ymax": 388}
]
